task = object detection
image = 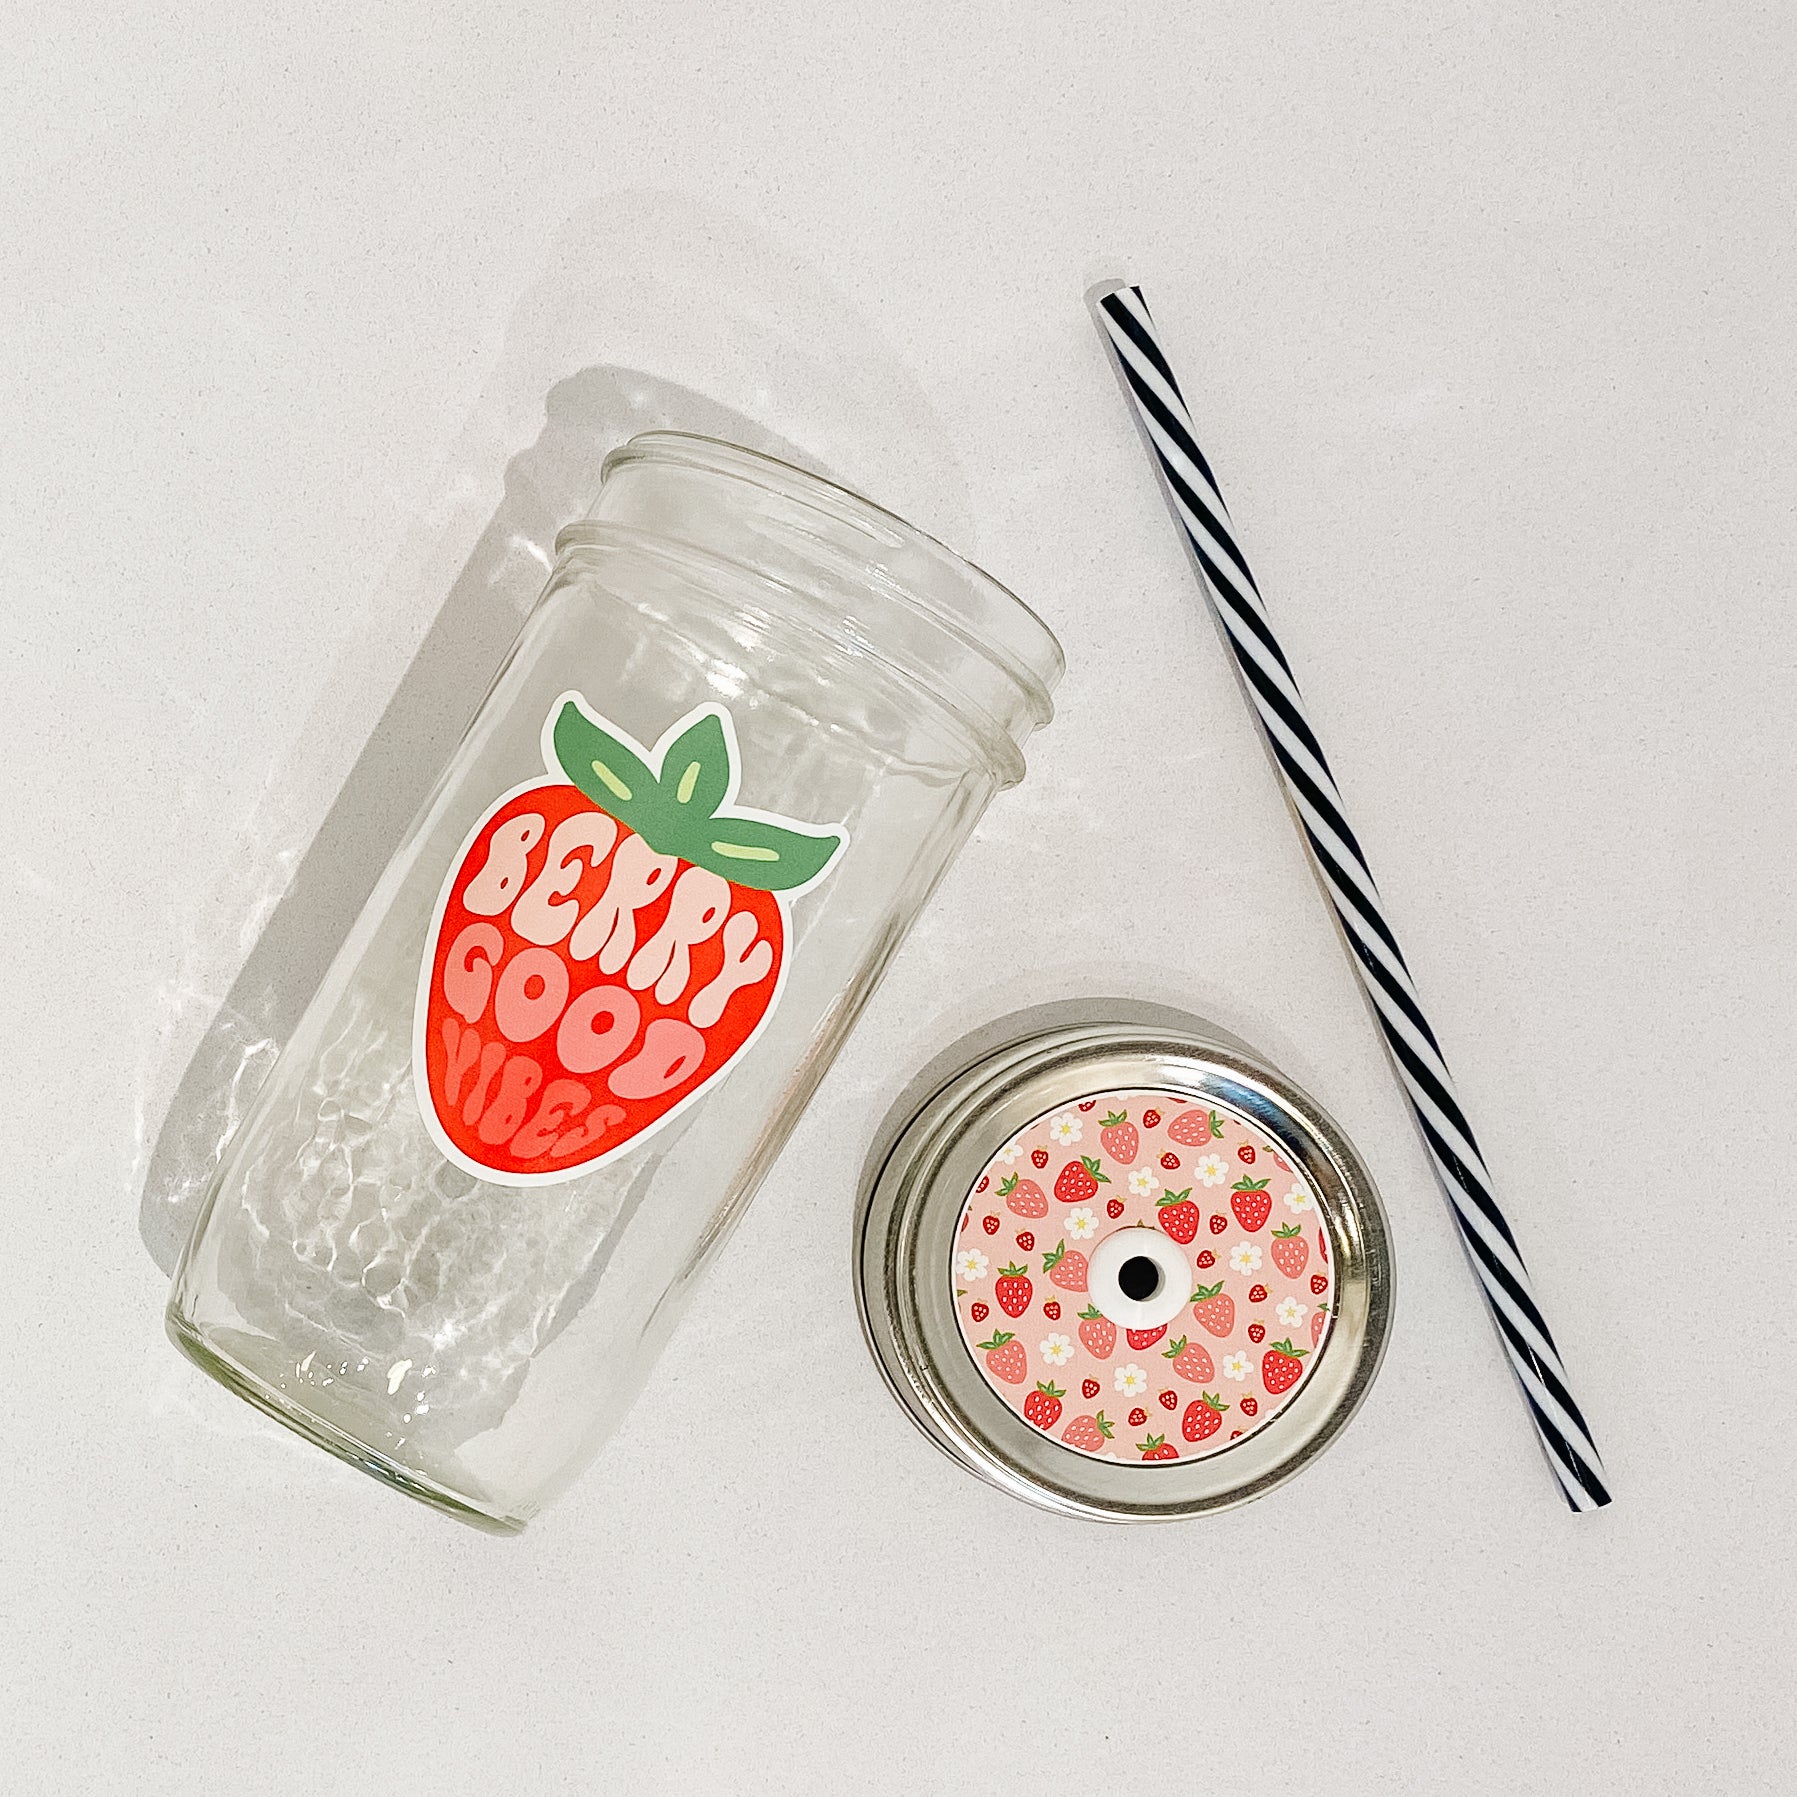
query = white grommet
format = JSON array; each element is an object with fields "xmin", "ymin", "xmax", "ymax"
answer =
[{"xmin": 1085, "ymin": 1227, "xmax": 1193, "ymax": 1331}]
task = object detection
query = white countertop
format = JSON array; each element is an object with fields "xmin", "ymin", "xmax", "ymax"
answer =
[{"xmin": 4, "ymin": 5, "xmax": 1792, "ymax": 1791}]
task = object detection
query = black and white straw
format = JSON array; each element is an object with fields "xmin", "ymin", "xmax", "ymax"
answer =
[{"xmin": 1092, "ymin": 282, "xmax": 1610, "ymax": 1511}]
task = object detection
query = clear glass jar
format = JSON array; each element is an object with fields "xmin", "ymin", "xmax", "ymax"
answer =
[{"xmin": 168, "ymin": 433, "xmax": 1063, "ymax": 1531}]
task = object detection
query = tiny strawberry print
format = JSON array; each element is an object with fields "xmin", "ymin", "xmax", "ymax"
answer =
[{"xmin": 954, "ymin": 1088, "xmax": 1334, "ymax": 1462}]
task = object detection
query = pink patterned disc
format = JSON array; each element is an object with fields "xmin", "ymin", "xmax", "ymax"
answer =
[{"xmin": 952, "ymin": 1088, "xmax": 1335, "ymax": 1464}]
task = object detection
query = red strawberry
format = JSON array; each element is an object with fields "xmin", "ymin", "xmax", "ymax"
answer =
[
  {"xmin": 1271, "ymin": 1222, "xmax": 1308, "ymax": 1277},
  {"xmin": 1155, "ymin": 1187, "xmax": 1201, "ymax": 1243},
  {"xmin": 999, "ymin": 1172, "xmax": 1049, "ymax": 1218},
  {"xmin": 1230, "ymin": 1177, "xmax": 1272, "ymax": 1231},
  {"xmin": 1126, "ymin": 1324, "xmax": 1168, "ymax": 1350},
  {"xmin": 1208, "ymin": 1213, "xmax": 1228, "ymax": 1235},
  {"xmin": 1061, "ymin": 1410, "xmax": 1113, "ymax": 1451},
  {"xmin": 1128, "ymin": 1406, "xmax": 1149, "ymax": 1428},
  {"xmin": 1248, "ymin": 1283, "xmax": 1269, "ymax": 1305},
  {"xmin": 1158, "ymin": 1388, "xmax": 1178, "ymax": 1411},
  {"xmin": 1081, "ymin": 1377, "xmax": 1101, "ymax": 1400},
  {"xmin": 1042, "ymin": 1299, "xmax": 1061, "ymax": 1321},
  {"xmin": 980, "ymin": 1331, "xmax": 1026, "ymax": 1384},
  {"xmin": 1262, "ymin": 1339, "xmax": 1309, "ymax": 1394},
  {"xmin": 420, "ymin": 701, "xmax": 839, "ymax": 1183},
  {"xmin": 976, "ymin": 1175, "xmax": 989, "ymax": 1192},
  {"xmin": 994, "ymin": 1263, "xmax": 1033, "ymax": 1318},
  {"xmin": 1191, "ymin": 1281, "xmax": 1235, "ymax": 1337},
  {"xmin": 1311, "ymin": 1307, "xmax": 1328, "ymax": 1347},
  {"xmin": 1023, "ymin": 1380, "xmax": 1065, "ymax": 1429},
  {"xmin": 1167, "ymin": 1108, "xmax": 1223, "ymax": 1146},
  {"xmin": 1138, "ymin": 1433, "xmax": 1179, "ymax": 1461},
  {"xmin": 1164, "ymin": 1334, "xmax": 1214, "ymax": 1383},
  {"xmin": 1196, "ymin": 1249, "xmax": 1216, "ymax": 1270},
  {"xmin": 1098, "ymin": 1110, "xmax": 1139, "ymax": 1165},
  {"xmin": 1141, "ymin": 1108, "xmax": 1162, "ymax": 1129},
  {"xmin": 1043, "ymin": 1240, "xmax": 1089, "ymax": 1292},
  {"xmin": 1318, "ymin": 1225, "xmax": 1328, "ymax": 1264},
  {"xmin": 982, "ymin": 1214, "xmax": 1000, "ymax": 1236},
  {"xmin": 1238, "ymin": 1143, "xmax": 1256, "ymax": 1164},
  {"xmin": 1031, "ymin": 1147, "xmax": 1050, "ymax": 1169},
  {"xmin": 1160, "ymin": 1152, "xmax": 1180, "ymax": 1170},
  {"xmin": 1054, "ymin": 1155, "xmax": 1110, "ymax": 1202},
  {"xmin": 1240, "ymin": 1394, "xmax": 1259, "ymax": 1417},
  {"xmin": 970, "ymin": 1301, "xmax": 989, "ymax": 1323},
  {"xmin": 1106, "ymin": 1198, "xmax": 1126, "ymax": 1219},
  {"xmin": 1230, "ymin": 1429, "xmax": 1243, "ymax": 1439},
  {"xmin": 1016, "ymin": 1231, "xmax": 1035, "ymax": 1253},
  {"xmin": 1182, "ymin": 1391, "xmax": 1229, "ymax": 1442},
  {"xmin": 1077, "ymin": 1100, "xmax": 1097, "ymax": 1112},
  {"xmin": 1248, "ymin": 1322, "xmax": 1266, "ymax": 1344},
  {"xmin": 1310, "ymin": 1272, "xmax": 1328, "ymax": 1296},
  {"xmin": 1077, "ymin": 1304, "xmax": 1116, "ymax": 1359}
]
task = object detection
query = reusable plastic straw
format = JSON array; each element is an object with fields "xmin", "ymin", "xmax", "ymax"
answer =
[{"xmin": 1092, "ymin": 282, "xmax": 1611, "ymax": 1511}]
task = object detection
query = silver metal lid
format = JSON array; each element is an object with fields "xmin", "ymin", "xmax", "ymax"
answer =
[{"xmin": 855, "ymin": 1005, "xmax": 1393, "ymax": 1520}]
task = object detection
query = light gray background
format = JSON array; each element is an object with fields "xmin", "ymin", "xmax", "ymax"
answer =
[{"xmin": 3, "ymin": 5, "xmax": 1792, "ymax": 1793}]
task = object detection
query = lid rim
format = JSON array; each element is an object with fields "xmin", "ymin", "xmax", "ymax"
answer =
[{"xmin": 856, "ymin": 1010, "xmax": 1394, "ymax": 1521}]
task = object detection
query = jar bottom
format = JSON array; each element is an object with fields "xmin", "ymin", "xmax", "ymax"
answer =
[{"xmin": 164, "ymin": 1308, "xmax": 527, "ymax": 1535}]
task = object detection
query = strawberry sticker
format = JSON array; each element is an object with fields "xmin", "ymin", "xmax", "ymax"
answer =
[
  {"xmin": 1043, "ymin": 1240, "xmax": 1089, "ymax": 1292},
  {"xmin": 1271, "ymin": 1223, "xmax": 1309, "ymax": 1278},
  {"xmin": 1098, "ymin": 1110, "xmax": 1139, "ymax": 1164},
  {"xmin": 416, "ymin": 695, "xmax": 843, "ymax": 1183},
  {"xmin": 1000, "ymin": 1172, "xmax": 1049, "ymax": 1217},
  {"xmin": 1155, "ymin": 1186, "xmax": 1201, "ymax": 1243},
  {"xmin": 1182, "ymin": 1392, "xmax": 1228, "ymax": 1441},
  {"xmin": 1062, "ymin": 1411, "xmax": 1114, "ymax": 1451},
  {"xmin": 954, "ymin": 1085, "xmax": 1335, "ymax": 1463}
]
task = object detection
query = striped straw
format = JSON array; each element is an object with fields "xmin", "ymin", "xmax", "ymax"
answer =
[{"xmin": 1092, "ymin": 282, "xmax": 1611, "ymax": 1511}]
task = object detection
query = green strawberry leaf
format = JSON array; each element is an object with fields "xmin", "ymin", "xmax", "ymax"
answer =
[
  {"xmin": 698, "ymin": 814, "xmax": 843, "ymax": 892},
  {"xmin": 658, "ymin": 709, "xmax": 734, "ymax": 820},
  {"xmin": 552, "ymin": 700, "xmax": 657, "ymax": 821}
]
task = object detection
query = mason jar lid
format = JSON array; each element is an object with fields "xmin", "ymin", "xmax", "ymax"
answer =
[{"xmin": 855, "ymin": 1006, "xmax": 1393, "ymax": 1520}]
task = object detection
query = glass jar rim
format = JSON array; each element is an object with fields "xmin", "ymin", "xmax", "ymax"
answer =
[{"xmin": 586, "ymin": 431, "xmax": 1065, "ymax": 727}]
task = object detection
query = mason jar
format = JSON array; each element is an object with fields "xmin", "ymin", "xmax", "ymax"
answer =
[{"xmin": 168, "ymin": 432, "xmax": 1063, "ymax": 1531}]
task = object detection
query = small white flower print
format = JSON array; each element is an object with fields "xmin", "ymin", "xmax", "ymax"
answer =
[
  {"xmin": 955, "ymin": 1248, "xmax": 990, "ymax": 1283},
  {"xmin": 1064, "ymin": 1206, "xmax": 1099, "ymax": 1240},
  {"xmin": 1229, "ymin": 1242, "xmax": 1263, "ymax": 1276},
  {"xmin": 1283, "ymin": 1185, "xmax": 1316, "ymax": 1213},
  {"xmin": 1195, "ymin": 1152, "xmax": 1229, "ymax": 1187},
  {"xmin": 1114, "ymin": 1363, "xmax": 1149, "ymax": 1397},
  {"xmin": 1040, "ymin": 1332, "xmax": 1074, "ymax": 1366},
  {"xmin": 995, "ymin": 1140, "xmax": 1024, "ymax": 1165},
  {"xmin": 1277, "ymin": 1296, "xmax": 1308, "ymax": 1328},
  {"xmin": 1127, "ymin": 1167, "xmax": 1159, "ymax": 1198},
  {"xmin": 1048, "ymin": 1114, "xmax": 1084, "ymax": 1146},
  {"xmin": 1222, "ymin": 1352, "xmax": 1249, "ymax": 1381}
]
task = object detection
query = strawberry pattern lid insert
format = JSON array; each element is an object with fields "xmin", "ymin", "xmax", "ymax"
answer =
[
  {"xmin": 856, "ymin": 1009, "xmax": 1393, "ymax": 1521},
  {"xmin": 955, "ymin": 1090, "xmax": 1333, "ymax": 1465}
]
